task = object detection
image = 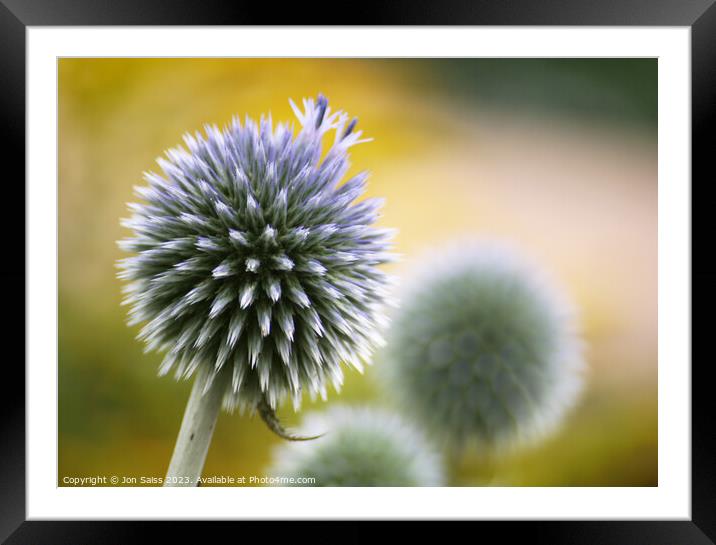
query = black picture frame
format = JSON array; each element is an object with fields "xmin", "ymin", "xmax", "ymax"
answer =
[{"xmin": 2, "ymin": 1, "xmax": 712, "ymax": 542}]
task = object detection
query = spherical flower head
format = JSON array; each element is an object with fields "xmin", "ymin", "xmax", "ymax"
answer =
[
  {"xmin": 268, "ymin": 405, "xmax": 444, "ymax": 486},
  {"xmin": 383, "ymin": 241, "xmax": 585, "ymax": 451},
  {"xmin": 117, "ymin": 95, "xmax": 394, "ymax": 414}
]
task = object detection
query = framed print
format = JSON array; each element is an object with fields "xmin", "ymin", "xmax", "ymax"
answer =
[{"xmin": 2, "ymin": 0, "xmax": 713, "ymax": 542}]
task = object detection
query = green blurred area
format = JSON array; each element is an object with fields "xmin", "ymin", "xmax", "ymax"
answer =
[
  {"xmin": 59, "ymin": 58, "xmax": 657, "ymax": 487},
  {"xmin": 427, "ymin": 59, "xmax": 657, "ymax": 130}
]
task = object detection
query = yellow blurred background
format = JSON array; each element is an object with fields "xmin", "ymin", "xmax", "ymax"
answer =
[{"xmin": 59, "ymin": 58, "xmax": 657, "ymax": 486}]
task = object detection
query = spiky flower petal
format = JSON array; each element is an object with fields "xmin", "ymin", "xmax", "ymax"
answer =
[
  {"xmin": 383, "ymin": 241, "xmax": 585, "ymax": 450},
  {"xmin": 118, "ymin": 96, "xmax": 394, "ymax": 413},
  {"xmin": 268, "ymin": 406, "xmax": 445, "ymax": 486}
]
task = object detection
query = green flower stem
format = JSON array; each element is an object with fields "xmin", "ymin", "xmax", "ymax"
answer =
[{"xmin": 164, "ymin": 368, "xmax": 229, "ymax": 487}]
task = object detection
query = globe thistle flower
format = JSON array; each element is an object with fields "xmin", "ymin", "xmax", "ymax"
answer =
[
  {"xmin": 117, "ymin": 95, "xmax": 394, "ymax": 483},
  {"xmin": 383, "ymin": 241, "xmax": 584, "ymax": 451},
  {"xmin": 268, "ymin": 406, "xmax": 444, "ymax": 486}
]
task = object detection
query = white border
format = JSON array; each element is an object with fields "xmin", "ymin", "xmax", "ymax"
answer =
[{"xmin": 27, "ymin": 27, "xmax": 691, "ymax": 519}]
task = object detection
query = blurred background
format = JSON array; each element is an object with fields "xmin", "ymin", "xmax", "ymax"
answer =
[{"xmin": 59, "ymin": 58, "xmax": 657, "ymax": 486}]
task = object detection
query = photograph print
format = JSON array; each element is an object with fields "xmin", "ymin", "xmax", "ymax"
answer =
[{"xmin": 58, "ymin": 57, "xmax": 657, "ymax": 488}]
